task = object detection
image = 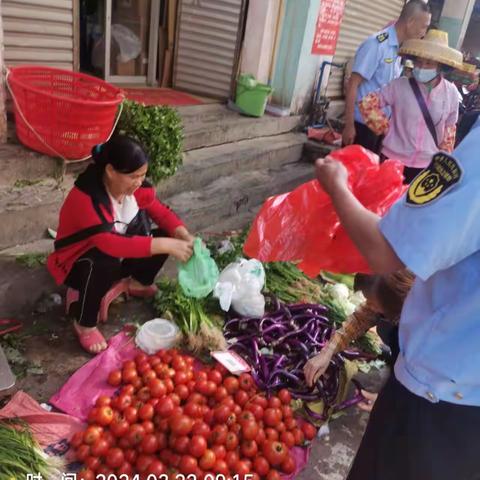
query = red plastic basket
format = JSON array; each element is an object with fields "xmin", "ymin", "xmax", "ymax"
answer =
[{"xmin": 6, "ymin": 66, "xmax": 124, "ymax": 161}]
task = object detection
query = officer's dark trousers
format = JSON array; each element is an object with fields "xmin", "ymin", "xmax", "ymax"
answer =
[
  {"xmin": 65, "ymin": 229, "xmax": 168, "ymax": 327},
  {"xmin": 354, "ymin": 121, "xmax": 383, "ymax": 154},
  {"xmin": 347, "ymin": 375, "xmax": 480, "ymax": 480}
]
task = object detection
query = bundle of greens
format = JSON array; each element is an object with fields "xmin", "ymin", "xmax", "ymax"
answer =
[
  {"xmin": 0, "ymin": 418, "xmax": 64, "ymax": 478},
  {"xmin": 154, "ymin": 278, "xmax": 226, "ymax": 354}
]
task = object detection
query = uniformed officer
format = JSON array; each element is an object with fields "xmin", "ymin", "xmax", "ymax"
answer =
[
  {"xmin": 316, "ymin": 128, "xmax": 480, "ymax": 478},
  {"xmin": 343, "ymin": 0, "xmax": 431, "ymax": 153}
]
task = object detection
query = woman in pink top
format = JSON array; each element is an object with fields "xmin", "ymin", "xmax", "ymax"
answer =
[{"xmin": 359, "ymin": 29, "xmax": 463, "ymax": 183}]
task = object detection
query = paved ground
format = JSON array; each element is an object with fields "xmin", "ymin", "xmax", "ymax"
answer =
[{"xmin": 0, "ymin": 263, "xmax": 388, "ymax": 480}]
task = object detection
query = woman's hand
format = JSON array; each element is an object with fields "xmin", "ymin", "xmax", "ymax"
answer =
[
  {"xmin": 174, "ymin": 226, "xmax": 196, "ymax": 244},
  {"xmin": 315, "ymin": 156, "xmax": 349, "ymax": 198},
  {"xmin": 303, "ymin": 346, "xmax": 335, "ymax": 388},
  {"xmin": 151, "ymin": 237, "xmax": 194, "ymax": 262},
  {"xmin": 357, "ymin": 390, "xmax": 378, "ymax": 412}
]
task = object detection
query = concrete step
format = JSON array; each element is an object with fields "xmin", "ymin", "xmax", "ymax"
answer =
[
  {"xmin": 157, "ymin": 133, "xmax": 307, "ymax": 198},
  {"xmin": 182, "ymin": 111, "xmax": 303, "ymax": 151},
  {"xmin": 0, "ymin": 143, "xmax": 63, "ymax": 187},
  {"xmin": 164, "ymin": 161, "xmax": 314, "ymax": 232},
  {"xmin": 0, "ymin": 178, "xmax": 71, "ymax": 250}
]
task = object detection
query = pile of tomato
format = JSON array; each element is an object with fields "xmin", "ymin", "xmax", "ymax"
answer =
[{"xmin": 72, "ymin": 349, "xmax": 317, "ymax": 480}]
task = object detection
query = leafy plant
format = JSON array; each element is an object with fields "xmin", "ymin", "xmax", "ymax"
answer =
[
  {"xmin": 15, "ymin": 253, "xmax": 47, "ymax": 268},
  {"xmin": 117, "ymin": 99, "xmax": 184, "ymax": 184}
]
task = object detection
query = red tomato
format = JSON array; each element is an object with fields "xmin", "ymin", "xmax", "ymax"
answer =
[
  {"xmin": 115, "ymin": 393, "xmax": 133, "ymax": 411},
  {"xmin": 293, "ymin": 428, "xmax": 305, "ymax": 446},
  {"xmin": 70, "ymin": 431, "xmax": 84, "ymax": 448},
  {"xmin": 238, "ymin": 373, "xmax": 254, "ymax": 391},
  {"xmin": 192, "ymin": 420, "xmax": 211, "ymax": 437},
  {"xmin": 175, "ymin": 384, "xmax": 190, "ymax": 400},
  {"xmin": 189, "ymin": 434, "xmax": 208, "ymax": 458},
  {"xmin": 214, "ymin": 386, "xmax": 229, "ymax": 402},
  {"xmin": 211, "ymin": 444, "xmax": 227, "ymax": 460},
  {"xmin": 87, "ymin": 408, "xmax": 99, "ymax": 425},
  {"xmin": 264, "ymin": 408, "xmax": 281, "ymax": 427},
  {"xmin": 132, "ymin": 376, "xmax": 144, "ymax": 391},
  {"xmin": 142, "ymin": 420, "xmax": 155, "ymax": 434},
  {"xmin": 199, "ymin": 448, "xmax": 217, "ymax": 470},
  {"xmin": 118, "ymin": 437, "xmax": 130, "ymax": 449},
  {"xmin": 142, "ymin": 370, "xmax": 157, "ymax": 384},
  {"xmin": 135, "ymin": 352, "xmax": 148, "ymax": 364},
  {"xmin": 140, "ymin": 433, "xmax": 159, "ymax": 454},
  {"xmin": 301, "ymin": 422, "xmax": 317, "ymax": 441},
  {"xmin": 285, "ymin": 417, "xmax": 298, "ymax": 431},
  {"xmin": 164, "ymin": 378, "xmax": 175, "ymax": 393},
  {"xmin": 225, "ymin": 432, "xmax": 239, "ymax": 451},
  {"xmin": 280, "ymin": 431, "xmax": 295, "ymax": 448},
  {"xmin": 156, "ymin": 396, "xmax": 175, "ymax": 417},
  {"xmin": 277, "ymin": 421, "xmax": 286, "ymax": 433},
  {"xmin": 266, "ymin": 470, "xmax": 281, "ymax": 480},
  {"xmin": 102, "ymin": 431, "xmax": 116, "ymax": 448},
  {"xmin": 124, "ymin": 406, "xmax": 138, "ymax": 424},
  {"xmin": 148, "ymin": 378, "xmax": 166, "ymax": 399},
  {"xmin": 204, "ymin": 381, "xmax": 217, "ymax": 397},
  {"xmin": 116, "ymin": 461, "xmax": 133, "ymax": 476},
  {"xmin": 234, "ymin": 460, "xmax": 251, "ymax": 476},
  {"xmin": 213, "ymin": 459, "xmax": 229, "ymax": 475},
  {"xmin": 147, "ymin": 459, "xmax": 166, "ymax": 476},
  {"xmin": 155, "ymin": 431, "xmax": 168, "ymax": 450},
  {"xmin": 223, "ymin": 376, "xmax": 239, "ymax": 395},
  {"xmin": 255, "ymin": 428, "xmax": 266, "ymax": 446},
  {"xmin": 149, "ymin": 357, "xmax": 161, "ymax": 368},
  {"xmin": 230, "ymin": 422, "xmax": 242, "ymax": 436},
  {"xmin": 90, "ymin": 438, "xmax": 109, "ymax": 457},
  {"xmin": 124, "ymin": 448, "xmax": 137, "ymax": 464},
  {"xmin": 171, "ymin": 405, "xmax": 184, "ymax": 418},
  {"xmin": 277, "ymin": 388, "xmax": 292, "ymax": 405},
  {"xmin": 172, "ymin": 356, "xmax": 187, "ymax": 371},
  {"xmin": 83, "ymin": 426, "xmax": 102, "ymax": 445},
  {"xmin": 106, "ymin": 447, "xmax": 124, "ymax": 469},
  {"xmin": 214, "ymin": 404, "xmax": 231, "ymax": 423},
  {"xmin": 137, "ymin": 362, "xmax": 152, "ymax": 376},
  {"xmin": 179, "ymin": 454, "xmax": 198, "ymax": 474},
  {"xmin": 75, "ymin": 444, "xmax": 90, "ymax": 462},
  {"xmin": 122, "ymin": 367, "xmax": 138, "ymax": 384},
  {"xmin": 265, "ymin": 428, "xmax": 279, "ymax": 441},
  {"xmin": 107, "ymin": 370, "xmax": 122, "ymax": 387},
  {"xmin": 170, "ymin": 414, "xmax": 193, "ymax": 436},
  {"xmin": 214, "ymin": 363, "xmax": 228, "ymax": 378},
  {"xmin": 211, "ymin": 424, "xmax": 228, "ymax": 445},
  {"xmin": 121, "ymin": 385, "xmax": 135, "ymax": 396},
  {"xmin": 233, "ymin": 405, "xmax": 242, "ymax": 417},
  {"xmin": 204, "ymin": 409, "xmax": 215, "ymax": 426},
  {"xmin": 262, "ymin": 440, "xmax": 288, "ymax": 466},
  {"xmin": 282, "ymin": 405, "xmax": 294, "ymax": 419},
  {"xmin": 268, "ymin": 397, "xmax": 282, "ymax": 409},
  {"xmin": 137, "ymin": 386, "xmax": 151, "ymax": 402},
  {"xmin": 109, "ymin": 418, "xmax": 129, "ymax": 438},
  {"xmin": 95, "ymin": 395, "xmax": 111, "ymax": 408},
  {"xmin": 207, "ymin": 369, "xmax": 223, "ymax": 386},
  {"xmin": 77, "ymin": 468, "xmax": 95, "ymax": 480},
  {"xmin": 174, "ymin": 370, "xmax": 189, "ymax": 385},
  {"xmin": 127, "ymin": 424, "xmax": 145, "ymax": 446},
  {"xmin": 254, "ymin": 456, "xmax": 270, "ymax": 476},
  {"xmin": 197, "ymin": 371, "xmax": 208, "ymax": 381},
  {"xmin": 138, "ymin": 403, "xmax": 154, "ymax": 421},
  {"xmin": 84, "ymin": 456, "xmax": 100, "ymax": 472},
  {"xmin": 136, "ymin": 453, "xmax": 154, "ymax": 473},
  {"xmin": 253, "ymin": 395, "xmax": 268, "ymax": 409},
  {"xmin": 174, "ymin": 436, "xmax": 190, "ymax": 454},
  {"xmin": 246, "ymin": 403, "xmax": 264, "ymax": 421},
  {"xmin": 241, "ymin": 440, "xmax": 258, "ymax": 458},
  {"xmin": 95, "ymin": 466, "xmax": 114, "ymax": 476},
  {"xmin": 281, "ymin": 455, "xmax": 296, "ymax": 474},
  {"xmin": 235, "ymin": 389, "xmax": 249, "ymax": 407},
  {"xmin": 239, "ymin": 411, "xmax": 255, "ymax": 423},
  {"xmin": 241, "ymin": 420, "xmax": 259, "ymax": 441},
  {"xmin": 225, "ymin": 450, "xmax": 239, "ymax": 469},
  {"xmin": 184, "ymin": 402, "xmax": 202, "ymax": 418}
]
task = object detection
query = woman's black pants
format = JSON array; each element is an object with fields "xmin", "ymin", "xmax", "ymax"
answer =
[{"xmin": 64, "ymin": 229, "xmax": 168, "ymax": 327}]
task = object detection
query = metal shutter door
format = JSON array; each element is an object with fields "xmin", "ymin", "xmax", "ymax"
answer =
[
  {"xmin": 3, "ymin": 0, "xmax": 74, "ymax": 70},
  {"xmin": 326, "ymin": 0, "xmax": 404, "ymax": 100},
  {"xmin": 173, "ymin": 0, "xmax": 245, "ymax": 99}
]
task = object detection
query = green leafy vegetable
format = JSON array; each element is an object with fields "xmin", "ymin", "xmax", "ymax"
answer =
[{"xmin": 117, "ymin": 99, "xmax": 183, "ymax": 184}]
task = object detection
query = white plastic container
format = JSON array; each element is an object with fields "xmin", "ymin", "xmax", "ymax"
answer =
[{"xmin": 135, "ymin": 318, "xmax": 179, "ymax": 354}]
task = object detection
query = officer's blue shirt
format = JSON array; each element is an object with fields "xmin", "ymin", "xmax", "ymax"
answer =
[
  {"xmin": 380, "ymin": 127, "xmax": 480, "ymax": 406},
  {"xmin": 352, "ymin": 24, "xmax": 402, "ymax": 123}
]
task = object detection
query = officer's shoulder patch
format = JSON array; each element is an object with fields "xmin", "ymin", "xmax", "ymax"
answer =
[
  {"xmin": 384, "ymin": 58, "xmax": 394, "ymax": 64},
  {"xmin": 406, "ymin": 152, "xmax": 463, "ymax": 207},
  {"xmin": 377, "ymin": 32, "xmax": 389, "ymax": 43}
]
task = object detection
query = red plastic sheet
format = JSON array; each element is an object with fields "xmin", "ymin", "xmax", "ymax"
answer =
[{"xmin": 243, "ymin": 145, "xmax": 407, "ymax": 276}]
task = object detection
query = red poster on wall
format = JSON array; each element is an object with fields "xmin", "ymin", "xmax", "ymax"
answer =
[{"xmin": 311, "ymin": 0, "xmax": 346, "ymax": 55}]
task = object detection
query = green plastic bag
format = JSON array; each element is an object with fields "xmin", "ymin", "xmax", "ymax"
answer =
[{"xmin": 178, "ymin": 238, "xmax": 219, "ymax": 298}]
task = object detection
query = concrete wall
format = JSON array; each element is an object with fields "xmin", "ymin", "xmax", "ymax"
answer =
[
  {"xmin": 270, "ymin": 0, "xmax": 328, "ymax": 114},
  {"xmin": 240, "ymin": 0, "xmax": 281, "ymax": 84},
  {"xmin": 439, "ymin": 0, "xmax": 476, "ymax": 47}
]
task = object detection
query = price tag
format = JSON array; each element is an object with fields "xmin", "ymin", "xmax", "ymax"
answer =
[{"xmin": 211, "ymin": 351, "xmax": 251, "ymax": 375}]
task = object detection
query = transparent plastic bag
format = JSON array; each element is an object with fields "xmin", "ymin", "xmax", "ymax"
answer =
[
  {"xmin": 214, "ymin": 259, "xmax": 265, "ymax": 318},
  {"xmin": 178, "ymin": 238, "xmax": 219, "ymax": 298},
  {"xmin": 243, "ymin": 145, "xmax": 408, "ymax": 276}
]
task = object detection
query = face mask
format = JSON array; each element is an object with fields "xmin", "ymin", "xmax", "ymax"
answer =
[{"xmin": 413, "ymin": 67, "xmax": 438, "ymax": 83}]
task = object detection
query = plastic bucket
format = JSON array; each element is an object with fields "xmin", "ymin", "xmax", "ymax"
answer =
[
  {"xmin": 135, "ymin": 318, "xmax": 179, "ymax": 354},
  {"xmin": 235, "ymin": 74, "xmax": 273, "ymax": 117}
]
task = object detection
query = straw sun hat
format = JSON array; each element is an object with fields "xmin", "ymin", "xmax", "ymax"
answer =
[{"xmin": 399, "ymin": 29, "xmax": 463, "ymax": 69}]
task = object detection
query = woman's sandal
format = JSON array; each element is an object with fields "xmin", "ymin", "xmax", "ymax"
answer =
[
  {"xmin": 128, "ymin": 284, "xmax": 158, "ymax": 298},
  {"xmin": 73, "ymin": 322, "xmax": 107, "ymax": 355}
]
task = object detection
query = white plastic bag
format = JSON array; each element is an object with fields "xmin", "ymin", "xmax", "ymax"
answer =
[
  {"xmin": 135, "ymin": 319, "xmax": 179, "ymax": 354},
  {"xmin": 214, "ymin": 259, "xmax": 265, "ymax": 318}
]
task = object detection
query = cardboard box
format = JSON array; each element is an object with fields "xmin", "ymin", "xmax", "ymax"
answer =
[{"xmin": 116, "ymin": 58, "xmax": 136, "ymax": 76}]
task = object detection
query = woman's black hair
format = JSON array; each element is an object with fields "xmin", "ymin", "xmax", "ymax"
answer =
[{"xmin": 91, "ymin": 135, "xmax": 149, "ymax": 174}]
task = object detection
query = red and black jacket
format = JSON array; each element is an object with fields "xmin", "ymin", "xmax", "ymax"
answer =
[{"xmin": 47, "ymin": 165, "xmax": 184, "ymax": 285}]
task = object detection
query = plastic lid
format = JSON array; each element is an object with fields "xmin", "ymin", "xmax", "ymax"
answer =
[{"xmin": 142, "ymin": 319, "xmax": 178, "ymax": 339}]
